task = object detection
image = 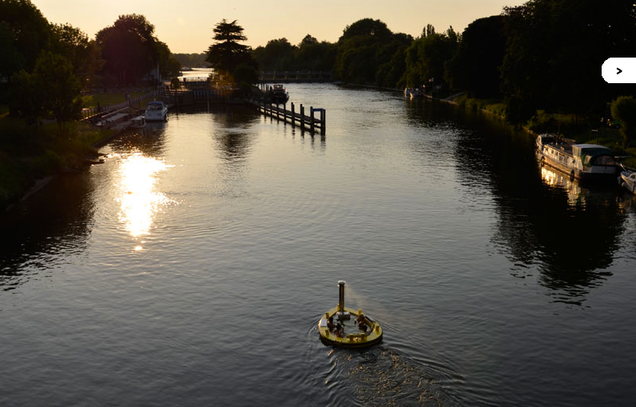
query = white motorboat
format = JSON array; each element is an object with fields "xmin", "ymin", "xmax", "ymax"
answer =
[{"xmin": 145, "ymin": 101, "xmax": 168, "ymax": 122}]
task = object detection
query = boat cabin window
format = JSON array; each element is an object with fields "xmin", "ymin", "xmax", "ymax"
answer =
[{"xmin": 592, "ymin": 155, "xmax": 616, "ymax": 166}]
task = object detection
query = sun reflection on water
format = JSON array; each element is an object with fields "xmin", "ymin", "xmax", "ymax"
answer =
[
  {"xmin": 116, "ymin": 152, "xmax": 172, "ymax": 238},
  {"xmin": 540, "ymin": 166, "xmax": 584, "ymax": 207}
]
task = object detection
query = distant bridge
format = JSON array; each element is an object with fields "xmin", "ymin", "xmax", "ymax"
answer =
[{"xmin": 259, "ymin": 71, "xmax": 333, "ymax": 83}]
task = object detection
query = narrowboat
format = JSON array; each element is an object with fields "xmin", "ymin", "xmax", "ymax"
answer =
[{"xmin": 536, "ymin": 134, "xmax": 618, "ymax": 182}]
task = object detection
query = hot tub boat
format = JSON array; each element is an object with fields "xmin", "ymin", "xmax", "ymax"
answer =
[{"xmin": 318, "ymin": 281, "xmax": 383, "ymax": 348}]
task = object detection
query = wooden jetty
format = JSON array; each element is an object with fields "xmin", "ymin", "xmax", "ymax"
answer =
[
  {"xmin": 170, "ymin": 80, "xmax": 327, "ymax": 135},
  {"xmin": 96, "ymin": 81, "xmax": 328, "ymax": 135},
  {"xmin": 249, "ymin": 100, "xmax": 326, "ymax": 135}
]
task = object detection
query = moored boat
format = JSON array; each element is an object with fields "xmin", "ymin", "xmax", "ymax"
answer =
[
  {"xmin": 619, "ymin": 169, "xmax": 636, "ymax": 194},
  {"xmin": 404, "ymin": 87, "xmax": 423, "ymax": 99},
  {"xmin": 130, "ymin": 116, "xmax": 146, "ymax": 128},
  {"xmin": 536, "ymin": 134, "xmax": 618, "ymax": 182},
  {"xmin": 318, "ymin": 281, "xmax": 383, "ymax": 348},
  {"xmin": 145, "ymin": 101, "xmax": 168, "ymax": 122},
  {"xmin": 268, "ymin": 84, "xmax": 289, "ymax": 104}
]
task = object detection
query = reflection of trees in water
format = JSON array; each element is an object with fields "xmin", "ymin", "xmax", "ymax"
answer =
[
  {"xmin": 211, "ymin": 106, "xmax": 259, "ymax": 162},
  {"xmin": 408, "ymin": 102, "xmax": 626, "ymax": 304},
  {"xmin": 404, "ymin": 98, "xmax": 460, "ymax": 128},
  {"xmin": 109, "ymin": 122, "xmax": 168, "ymax": 157},
  {"xmin": 0, "ymin": 174, "xmax": 94, "ymax": 291},
  {"xmin": 461, "ymin": 112, "xmax": 624, "ymax": 303},
  {"xmin": 616, "ymin": 193, "xmax": 636, "ymax": 257}
]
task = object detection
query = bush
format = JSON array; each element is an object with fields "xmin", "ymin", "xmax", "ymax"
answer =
[
  {"xmin": 233, "ymin": 63, "xmax": 259, "ymax": 85},
  {"xmin": 611, "ymin": 96, "xmax": 636, "ymax": 147},
  {"xmin": 527, "ymin": 111, "xmax": 588, "ymax": 136},
  {"xmin": 32, "ymin": 150, "xmax": 63, "ymax": 177}
]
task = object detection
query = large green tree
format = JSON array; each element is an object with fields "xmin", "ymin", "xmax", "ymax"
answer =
[
  {"xmin": 96, "ymin": 14, "xmax": 160, "ymax": 85},
  {"xmin": 252, "ymin": 34, "xmax": 337, "ymax": 72},
  {"xmin": 205, "ymin": 19, "xmax": 256, "ymax": 76},
  {"xmin": 293, "ymin": 35, "xmax": 337, "ymax": 72},
  {"xmin": 252, "ymin": 38, "xmax": 296, "ymax": 71},
  {"xmin": 402, "ymin": 27, "xmax": 459, "ymax": 92},
  {"xmin": 446, "ymin": 16, "xmax": 507, "ymax": 98},
  {"xmin": 154, "ymin": 40, "xmax": 181, "ymax": 78},
  {"xmin": 51, "ymin": 23, "xmax": 103, "ymax": 90},
  {"xmin": 10, "ymin": 51, "xmax": 82, "ymax": 129},
  {"xmin": 501, "ymin": 0, "xmax": 636, "ymax": 124},
  {"xmin": 37, "ymin": 52, "xmax": 83, "ymax": 130},
  {"xmin": 335, "ymin": 18, "xmax": 412, "ymax": 87},
  {"xmin": 0, "ymin": 21, "xmax": 24, "ymax": 89},
  {"xmin": 0, "ymin": 0, "xmax": 52, "ymax": 79}
]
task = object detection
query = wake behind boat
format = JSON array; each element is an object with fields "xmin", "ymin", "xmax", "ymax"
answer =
[{"xmin": 536, "ymin": 134, "xmax": 618, "ymax": 182}]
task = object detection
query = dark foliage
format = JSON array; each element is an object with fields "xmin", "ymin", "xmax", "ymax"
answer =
[
  {"xmin": 446, "ymin": 16, "xmax": 507, "ymax": 98},
  {"xmin": 205, "ymin": 19, "xmax": 256, "ymax": 76}
]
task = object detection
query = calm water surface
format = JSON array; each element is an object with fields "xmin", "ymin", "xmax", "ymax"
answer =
[{"xmin": 2, "ymin": 84, "xmax": 636, "ymax": 406}]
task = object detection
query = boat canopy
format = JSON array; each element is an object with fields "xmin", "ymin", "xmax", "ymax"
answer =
[{"xmin": 572, "ymin": 144, "xmax": 616, "ymax": 166}]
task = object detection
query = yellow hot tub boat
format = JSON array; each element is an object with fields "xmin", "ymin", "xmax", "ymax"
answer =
[{"xmin": 318, "ymin": 281, "xmax": 383, "ymax": 348}]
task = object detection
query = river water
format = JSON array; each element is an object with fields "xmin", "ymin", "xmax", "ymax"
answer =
[{"xmin": 2, "ymin": 84, "xmax": 636, "ymax": 406}]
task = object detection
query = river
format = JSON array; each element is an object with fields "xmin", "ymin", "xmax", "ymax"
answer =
[{"xmin": 2, "ymin": 84, "xmax": 636, "ymax": 406}]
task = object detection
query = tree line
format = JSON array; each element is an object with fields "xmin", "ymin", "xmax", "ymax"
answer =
[
  {"xmin": 246, "ymin": 1, "xmax": 636, "ymax": 133},
  {"xmin": 3, "ymin": 0, "xmax": 636, "ymax": 137},
  {"xmin": 0, "ymin": 0, "xmax": 180, "ymax": 128}
]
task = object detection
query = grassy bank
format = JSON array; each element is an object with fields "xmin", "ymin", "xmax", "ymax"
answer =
[
  {"xmin": 0, "ymin": 115, "xmax": 114, "ymax": 210},
  {"xmin": 82, "ymin": 90, "xmax": 148, "ymax": 108},
  {"xmin": 455, "ymin": 95, "xmax": 636, "ymax": 168}
]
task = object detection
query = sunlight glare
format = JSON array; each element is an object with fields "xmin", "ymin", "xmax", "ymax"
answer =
[{"xmin": 116, "ymin": 152, "xmax": 172, "ymax": 237}]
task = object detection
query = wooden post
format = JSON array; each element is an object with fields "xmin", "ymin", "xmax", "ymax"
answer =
[
  {"xmin": 291, "ymin": 103, "xmax": 295, "ymax": 128},
  {"xmin": 300, "ymin": 105, "xmax": 305, "ymax": 130},
  {"xmin": 310, "ymin": 106, "xmax": 315, "ymax": 134},
  {"xmin": 321, "ymin": 109, "xmax": 326, "ymax": 135}
]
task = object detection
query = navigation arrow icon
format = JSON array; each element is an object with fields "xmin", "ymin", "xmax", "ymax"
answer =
[{"xmin": 602, "ymin": 58, "xmax": 636, "ymax": 83}]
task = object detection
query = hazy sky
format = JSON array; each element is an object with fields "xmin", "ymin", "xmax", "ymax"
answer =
[{"xmin": 32, "ymin": 0, "xmax": 525, "ymax": 53}]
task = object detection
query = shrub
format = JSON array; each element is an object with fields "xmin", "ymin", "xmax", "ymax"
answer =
[{"xmin": 611, "ymin": 96, "xmax": 636, "ymax": 147}]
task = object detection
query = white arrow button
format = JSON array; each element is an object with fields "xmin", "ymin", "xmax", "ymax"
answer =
[{"xmin": 602, "ymin": 58, "xmax": 636, "ymax": 83}]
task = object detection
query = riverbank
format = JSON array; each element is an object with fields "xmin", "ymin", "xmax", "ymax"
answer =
[
  {"xmin": 0, "ymin": 117, "xmax": 116, "ymax": 212},
  {"xmin": 431, "ymin": 93, "xmax": 636, "ymax": 169},
  {"xmin": 1, "ymin": 87, "xmax": 158, "ymax": 212}
]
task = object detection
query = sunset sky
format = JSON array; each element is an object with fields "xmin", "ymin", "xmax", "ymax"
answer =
[{"xmin": 31, "ymin": 0, "xmax": 525, "ymax": 53}]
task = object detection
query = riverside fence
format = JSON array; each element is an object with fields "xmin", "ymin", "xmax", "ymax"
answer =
[{"xmin": 81, "ymin": 89, "xmax": 164, "ymax": 120}]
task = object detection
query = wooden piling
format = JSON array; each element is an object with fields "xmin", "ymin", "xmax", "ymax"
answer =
[
  {"xmin": 249, "ymin": 98, "xmax": 325, "ymax": 135},
  {"xmin": 300, "ymin": 105, "xmax": 305, "ymax": 129},
  {"xmin": 310, "ymin": 107, "xmax": 315, "ymax": 134},
  {"xmin": 321, "ymin": 109, "xmax": 326, "ymax": 135},
  {"xmin": 291, "ymin": 103, "xmax": 295, "ymax": 126}
]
